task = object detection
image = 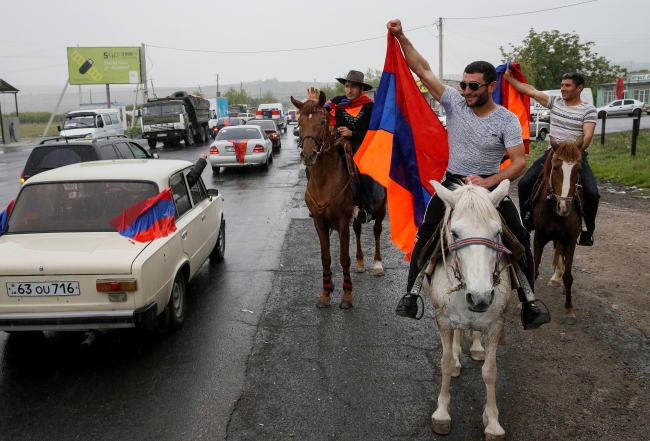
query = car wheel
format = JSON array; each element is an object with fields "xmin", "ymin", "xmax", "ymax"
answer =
[
  {"xmin": 263, "ymin": 153, "xmax": 270, "ymax": 171},
  {"xmin": 168, "ymin": 271, "xmax": 186, "ymax": 330},
  {"xmin": 537, "ymin": 129, "xmax": 547, "ymax": 142},
  {"xmin": 211, "ymin": 166, "xmax": 221, "ymax": 173},
  {"xmin": 147, "ymin": 138, "xmax": 157, "ymax": 148},
  {"xmin": 269, "ymin": 151, "xmax": 274, "ymax": 163},
  {"xmin": 184, "ymin": 127, "xmax": 195, "ymax": 146},
  {"xmin": 197, "ymin": 126, "xmax": 207, "ymax": 143},
  {"xmin": 210, "ymin": 218, "xmax": 226, "ymax": 260}
]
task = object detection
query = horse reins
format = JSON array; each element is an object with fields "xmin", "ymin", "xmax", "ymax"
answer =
[{"xmin": 306, "ymin": 176, "xmax": 351, "ymax": 214}]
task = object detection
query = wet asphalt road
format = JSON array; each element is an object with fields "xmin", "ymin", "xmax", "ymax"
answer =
[{"xmin": 0, "ymin": 130, "xmax": 495, "ymax": 440}]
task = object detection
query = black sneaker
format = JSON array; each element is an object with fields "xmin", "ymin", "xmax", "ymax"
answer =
[
  {"xmin": 522, "ymin": 301, "xmax": 551, "ymax": 330},
  {"xmin": 396, "ymin": 293, "xmax": 419, "ymax": 319},
  {"xmin": 578, "ymin": 231, "xmax": 594, "ymax": 246}
]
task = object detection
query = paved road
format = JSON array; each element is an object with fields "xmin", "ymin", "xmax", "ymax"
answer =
[{"xmin": 0, "ymin": 129, "xmax": 307, "ymax": 440}]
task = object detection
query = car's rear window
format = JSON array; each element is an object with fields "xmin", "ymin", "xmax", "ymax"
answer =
[
  {"xmin": 6, "ymin": 181, "xmax": 159, "ymax": 234},
  {"xmin": 246, "ymin": 120, "xmax": 276, "ymax": 130},
  {"xmin": 25, "ymin": 146, "xmax": 97, "ymax": 173},
  {"xmin": 216, "ymin": 127, "xmax": 261, "ymax": 140}
]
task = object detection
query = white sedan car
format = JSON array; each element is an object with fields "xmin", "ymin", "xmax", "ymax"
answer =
[
  {"xmin": 0, "ymin": 159, "xmax": 225, "ymax": 333},
  {"xmin": 209, "ymin": 125, "xmax": 273, "ymax": 172},
  {"xmin": 596, "ymin": 99, "xmax": 647, "ymax": 117}
]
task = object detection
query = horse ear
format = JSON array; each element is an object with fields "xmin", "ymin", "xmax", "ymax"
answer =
[
  {"xmin": 488, "ymin": 179, "xmax": 510, "ymax": 207},
  {"xmin": 291, "ymin": 96, "xmax": 304, "ymax": 110},
  {"xmin": 574, "ymin": 135, "xmax": 584, "ymax": 150},
  {"xmin": 549, "ymin": 135, "xmax": 559, "ymax": 150},
  {"xmin": 318, "ymin": 91, "xmax": 327, "ymax": 107},
  {"xmin": 431, "ymin": 180, "xmax": 455, "ymax": 208}
]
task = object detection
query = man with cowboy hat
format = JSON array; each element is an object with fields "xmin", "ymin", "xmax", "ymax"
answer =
[{"xmin": 308, "ymin": 70, "xmax": 375, "ymax": 222}]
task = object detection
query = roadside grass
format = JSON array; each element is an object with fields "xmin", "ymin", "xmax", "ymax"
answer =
[
  {"xmin": 527, "ymin": 130, "xmax": 650, "ymax": 195},
  {"xmin": 12, "ymin": 123, "xmax": 60, "ymax": 139}
]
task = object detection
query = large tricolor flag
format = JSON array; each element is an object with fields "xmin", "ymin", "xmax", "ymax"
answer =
[
  {"xmin": 354, "ymin": 33, "xmax": 448, "ymax": 256},
  {"xmin": 110, "ymin": 188, "xmax": 177, "ymax": 242},
  {"xmin": 493, "ymin": 62, "xmax": 531, "ymax": 162}
]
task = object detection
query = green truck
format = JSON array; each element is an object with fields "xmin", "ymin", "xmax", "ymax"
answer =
[{"xmin": 141, "ymin": 91, "xmax": 211, "ymax": 148}]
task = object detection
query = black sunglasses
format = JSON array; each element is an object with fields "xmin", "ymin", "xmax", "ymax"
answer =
[{"xmin": 459, "ymin": 81, "xmax": 489, "ymax": 91}]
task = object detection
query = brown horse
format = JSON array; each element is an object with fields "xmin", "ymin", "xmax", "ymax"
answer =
[
  {"xmin": 290, "ymin": 91, "xmax": 387, "ymax": 309},
  {"xmin": 533, "ymin": 135, "xmax": 583, "ymax": 324}
]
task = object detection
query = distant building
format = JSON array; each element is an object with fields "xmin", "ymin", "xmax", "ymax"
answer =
[{"xmin": 597, "ymin": 73, "xmax": 650, "ymax": 106}]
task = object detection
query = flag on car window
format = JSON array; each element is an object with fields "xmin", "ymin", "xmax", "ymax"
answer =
[
  {"xmin": 494, "ymin": 62, "xmax": 531, "ymax": 167},
  {"xmin": 354, "ymin": 33, "xmax": 448, "ymax": 258},
  {"xmin": 110, "ymin": 188, "xmax": 177, "ymax": 242},
  {"xmin": 0, "ymin": 199, "xmax": 16, "ymax": 237}
]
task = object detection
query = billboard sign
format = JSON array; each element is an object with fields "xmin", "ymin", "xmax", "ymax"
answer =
[{"xmin": 67, "ymin": 47, "xmax": 141, "ymax": 85}]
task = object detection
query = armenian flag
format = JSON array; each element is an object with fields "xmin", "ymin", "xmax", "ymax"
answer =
[
  {"xmin": 354, "ymin": 33, "xmax": 448, "ymax": 256},
  {"xmin": 228, "ymin": 139, "xmax": 248, "ymax": 164},
  {"xmin": 110, "ymin": 188, "xmax": 177, "ymax": 242},
  {"xmin": 0, "ymin": 199, "xmax": 16, "ymax": 237},
  {"xmin": 493, "ymin": 62, "xmax": 531, "ymax": 169}
]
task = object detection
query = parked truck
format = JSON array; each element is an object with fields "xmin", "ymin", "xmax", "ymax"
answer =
[{"xmin": 140, "ymin": 91, "xmax": 211, "ymax": 148}]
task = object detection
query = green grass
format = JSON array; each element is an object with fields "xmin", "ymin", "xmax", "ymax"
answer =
[
  {"xmin": 527, "ymin": 130, "xmax": 650, "ymax": 193},
  {"xmin": 8, "ymin": 123, "xmax": 61, "ymax": 139}
]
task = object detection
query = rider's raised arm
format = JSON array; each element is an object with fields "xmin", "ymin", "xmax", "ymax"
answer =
[
  {"xmin": 503, "ymin": 66, "xmax": 549, "ymax": 108},
  {"xmin": 387, "ymin": 19, "xmax": 445, "ymax": 102}
]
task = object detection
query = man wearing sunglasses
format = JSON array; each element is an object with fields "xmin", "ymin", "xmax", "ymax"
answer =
[
  {"xmin": 504, "ymin": 70, "xmax": 598, "ymax": 246},
  {"xmin": 388, "ymin": 19, "xmax": 549, "ymax": 330}
]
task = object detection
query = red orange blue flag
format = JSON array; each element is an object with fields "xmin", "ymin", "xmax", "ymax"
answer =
[
  {"xmin": 354, "ymin": 33, "xmax": 448, "ymax": 256},
  {"xmin": 0, "ymin": 199, "xmax": 16, "ymax": 237},
  {"xmin": 110, "ymin": 188, "xmax": 177, "ymax": 242},
  {"xmin": 494, "ymin": 62, "xmax": 531, "ymax": 157}
]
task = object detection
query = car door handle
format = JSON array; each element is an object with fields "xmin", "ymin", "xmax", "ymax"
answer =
[
  {"xmin": 182, "ymin": 230, "xmax": 188, "ymax": 239},
  {"xmin": 201, "ymin": 214, "xmax": 206, "ymax": 221}
]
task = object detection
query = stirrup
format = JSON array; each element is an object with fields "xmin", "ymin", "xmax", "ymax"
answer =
[
  {"xmin": 409, "ymin": 270, "xmax": 427, "ymax": 320},
  {"xmin": 521, "ymin": 299, "xmax": 551, "ymax": 330}
]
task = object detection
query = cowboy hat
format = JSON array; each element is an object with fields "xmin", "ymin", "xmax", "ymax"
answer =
[{"xmin": 336, "ymin": 70, "xmax": 373, "ymax": 91}]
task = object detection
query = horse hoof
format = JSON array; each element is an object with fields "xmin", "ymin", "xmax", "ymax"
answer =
[
  {"xmin": 471, "ymin": 349, "xmax": 485, "ymax": 361},
  {"xmin": 562, "ymin": 316, "xmax": 577, "ymax": 325},
  {"xmin": 340, "ymin": 300, "xmax": 353, "ymax": 309},
  {"xmin": 451, "ymin": 366, "xmax": 461, "ymax": 377},
  {"xmin": 547, "ymin": 279, "xmax": 561, "ymax": 287},
  {"xmin": 431, "ymin": 418, "xmax": 451, "ymax": 435},
  {"xmin": 316, "ymin": 298, "xmax": 331, "ymax": 308},
  {"xmin": 485, "ymin": 433, "xmax": 506, "ymax": 441},
  {"xmin": 354, "ymin": 263, "xmax": 365, "ymax": 273}
]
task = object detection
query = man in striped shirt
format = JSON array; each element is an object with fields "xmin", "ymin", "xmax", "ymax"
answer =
[{"xmin": 504, "ymin": 71, "xmax": 599, "ymax": 246}]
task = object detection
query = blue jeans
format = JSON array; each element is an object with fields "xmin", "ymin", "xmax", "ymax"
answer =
[{"xmin": 517, "ymin": 150, "xmax": 599, "ymax": 234}]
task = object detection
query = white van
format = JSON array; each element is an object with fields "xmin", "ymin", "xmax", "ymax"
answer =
[
  {"xmin": 59, "ymin": 109, "xmax": 124, "ymax": 139},
  {"xmin": 255, "ymin": 103, "xmax": 287, "ymax": 133}
]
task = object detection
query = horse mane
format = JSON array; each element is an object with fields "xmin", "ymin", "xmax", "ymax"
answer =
[{"xmin": 441, "ymin": 184, "xmax": 501, "ymax": 245}]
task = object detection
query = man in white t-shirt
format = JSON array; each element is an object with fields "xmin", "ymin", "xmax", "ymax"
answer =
[{"xmin": 504, "ymin": 71, "xmax": 598, "ymax": 246}]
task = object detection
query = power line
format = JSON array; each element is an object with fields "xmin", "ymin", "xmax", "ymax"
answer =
[{"xmin": 445, "ymin": 0, "xmax": 597, "ymax": 20}]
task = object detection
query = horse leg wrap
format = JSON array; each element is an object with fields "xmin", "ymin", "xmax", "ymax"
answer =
[
  {"xmin": 342, "ymin": 273, "xmax": 352, "ymax": 290},
  {"xmin": 323, "ymin": 272, "xmax": 333, "ymax": 291}
]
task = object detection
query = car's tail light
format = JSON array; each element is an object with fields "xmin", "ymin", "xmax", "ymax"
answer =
[
  {"xmin": 213, "ymin": 127, "xmax": 219, "ymax": 133},
  {"xmin": 271, "ymin": 110, "xmax": 280, "ymax": 116},
  {"xmin": 255, "ymin": 110, "xmax": 263, "ymax": 116},
  {"xmin": 271, "ymin": 133, "xmax": 278, "ymax": 138},
  {"xmin": 210, "ymin": 145, "xmax": 219, "ymax": 155},
  {"xmin": 253, "ymin": 145, "xmax": 265, "ymax": 153},
  {"xmin": 96, "ymin": 279, "xmax": 137, "ymax": 292},
  {"xmin": 20, "ymin": 170, "xmax": 25, "ymax": 185}
]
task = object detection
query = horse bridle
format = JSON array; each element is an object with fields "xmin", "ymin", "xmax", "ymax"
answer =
[
  {"xmin": 442, "ymin": 222, "xmax": 512, "ymax": 294},
  {"xmin": 546, "ymin": 158, "xmax": 582, "ymax": 205},
  {"xmin": 296, "ymin": 109, "xmax": 332, "ymax": 158}
]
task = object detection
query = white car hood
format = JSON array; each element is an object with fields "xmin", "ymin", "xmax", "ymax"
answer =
[
  {"xmin": 59, "ymin": 128, "xmax": 95, "ymax": 138},
  {"xmin": 0, "ymin": 233, "xmax": 150, "ymax": 276}
]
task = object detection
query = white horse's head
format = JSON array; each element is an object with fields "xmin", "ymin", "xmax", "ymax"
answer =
[{"xmin": 431, "ymin": 180, "xmax": 510, "ymax": 312}]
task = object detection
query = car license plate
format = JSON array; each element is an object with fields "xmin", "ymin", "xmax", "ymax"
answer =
[
  {"xmin": 226, "ymin": 147, "xmax": 235, "ymax": 152},
  {"xmin": 6, "ymin": 282, "xmax": 80, "ymax": 297}
]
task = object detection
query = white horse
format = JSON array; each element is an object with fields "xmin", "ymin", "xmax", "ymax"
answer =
[{"xmin": 421, "ymin": 180, "xmax": 515, "ymax": 441}]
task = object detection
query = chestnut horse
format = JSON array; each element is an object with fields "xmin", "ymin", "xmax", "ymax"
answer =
[
  {"xmin": 290, "ymin": 91, "xmax": 387, "ymax": 309},
  {"xmin": 533, "ymin": 136, "xmax": 583, "ymax": 324}
]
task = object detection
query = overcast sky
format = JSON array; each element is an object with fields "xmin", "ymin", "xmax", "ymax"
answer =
[{"xmin": 1, "ymin": 0, "xmax": 648, "ymax": 91}]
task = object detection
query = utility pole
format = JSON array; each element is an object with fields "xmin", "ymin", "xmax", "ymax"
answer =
[
  {"xmin": 437, "ymin": 17, "xmax": 443, "ymax": 80},
  {"xmin": 216, "ymin": 74, "xmax": 220, "ymax": 97},
  {"xmin": 106, "ymin": 84, "xmax": 111, "ymax": 109}
]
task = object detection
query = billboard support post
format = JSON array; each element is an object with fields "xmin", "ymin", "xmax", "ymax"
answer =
[
  {"xmin": 43, "ymin": 79, "xmax": 70, "ymax": 137},
  {"xmin": 106, "ymin": 84, "xmax": 111, "ymax": 109},
  {"xmin": 141, "ymin": 43, "xmax": 149, "ymax": 104}
]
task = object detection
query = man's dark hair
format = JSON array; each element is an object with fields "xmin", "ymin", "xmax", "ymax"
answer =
[
  {"xmin": 464, "ymin": 61, "xmax": 497, "ymax": 84},
  {"xmin": 562, "ymin": 72, "xmax": 586, "ymax": 87}
]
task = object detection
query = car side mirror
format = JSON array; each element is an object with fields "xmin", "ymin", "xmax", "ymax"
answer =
[
  {"xmin": 152, "ymin": 153, "xmax": 160, "ymax": 159},
  {"xmin": 207, "ymin": 188, "xmax": 219, "ymax": 199}
]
